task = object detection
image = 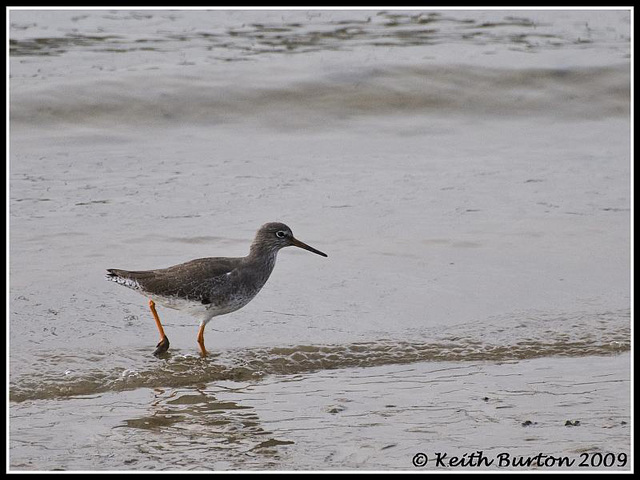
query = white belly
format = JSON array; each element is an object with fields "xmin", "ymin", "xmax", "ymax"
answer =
[{"xmin": 149, "ymin": 291, "xmax": 256, "ymax": 324}]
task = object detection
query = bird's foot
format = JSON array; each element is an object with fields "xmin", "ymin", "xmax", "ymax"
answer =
[{"xmin": 153, "ymin": 335, "xmax": 170, "ymax": 356}]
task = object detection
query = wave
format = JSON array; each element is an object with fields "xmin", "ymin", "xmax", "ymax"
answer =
[
  {"xmin": 9, "ymin": 308, "xmax": 629, "ymax": 403},
  {"xmin": 9, "ymin": 63, "xmax": 630, "ymax": 131}
]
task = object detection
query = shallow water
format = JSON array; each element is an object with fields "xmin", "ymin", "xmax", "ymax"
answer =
[
  {"xmin": 9, "ymin": 9, "xmax": 631, "ymax": 471},
  {"xmin": 9, "ymin": 354, "xmax": 631, "ymax": 470}
]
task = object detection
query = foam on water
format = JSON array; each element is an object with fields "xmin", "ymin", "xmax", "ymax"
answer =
[{"xmin": 9, "ymin": 308, "xmax": 629, "ymax": 403}]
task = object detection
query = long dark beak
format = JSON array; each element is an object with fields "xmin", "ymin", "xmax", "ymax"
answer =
[{"xmin": 291, "ymin": 237, "xmax": 328, "ymax": 257}]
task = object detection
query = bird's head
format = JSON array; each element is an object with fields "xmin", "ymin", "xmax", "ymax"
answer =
[{"xmin": 251, "ymin": 222, "xmax": 327, "ymax": 257}]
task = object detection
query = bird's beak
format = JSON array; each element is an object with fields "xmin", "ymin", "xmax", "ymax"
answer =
[{"xmin": 291, "ymin": 237, "xmax": 328, "ymax": 257}]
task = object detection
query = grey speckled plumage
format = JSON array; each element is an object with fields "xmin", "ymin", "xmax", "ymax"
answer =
[{"xmin": 106, "ymin": 222, "xmax": 327, "ymax": 356}]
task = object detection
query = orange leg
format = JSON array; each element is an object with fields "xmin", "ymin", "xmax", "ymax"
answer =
[
  {"xmin": 148, "ymin": 299, "xmax": 170, "ymax": 355},
  {"xmin": 197, "ymin": 323, "xmax": 209, "ymax": 357}
]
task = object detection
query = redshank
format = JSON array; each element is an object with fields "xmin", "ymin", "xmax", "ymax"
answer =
[{"xmin": 106, "ymin": 222, "xmax": 327, "ymax": 356}]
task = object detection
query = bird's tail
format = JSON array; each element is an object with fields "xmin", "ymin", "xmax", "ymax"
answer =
[{"xmin": 105, "ymin": 269, "xmax": 142, "ymax": 290}]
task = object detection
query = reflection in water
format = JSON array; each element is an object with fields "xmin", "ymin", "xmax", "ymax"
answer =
[
  {"xmin": 117, "ymin": 387, "xmax": 290, "ymax": 469},
  {"xmin": 10, "ymin": 354, "xmax": 631, "ymax": 470}
]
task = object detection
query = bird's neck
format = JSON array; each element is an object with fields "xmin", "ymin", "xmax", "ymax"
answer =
[
  {"xmin": 249, "ymin": 240, "xmax": 280, "ymax": 259},
  {"xmin": 246, "ymin": 245, "xmax": 279, "ymax": 278}
]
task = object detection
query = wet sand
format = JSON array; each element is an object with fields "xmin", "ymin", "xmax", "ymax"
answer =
[
  {"xmin": 10, "ymin": 353, "xmax": 630, "ymax": 470},
  {"xmin": 9, "ymin": 9, "xmax": 631, "ymax": 471}
]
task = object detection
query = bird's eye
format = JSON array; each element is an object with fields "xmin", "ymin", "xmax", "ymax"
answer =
[{"xmin": 275, "ymin": 231, "xmax": 287, "ymax": 239}]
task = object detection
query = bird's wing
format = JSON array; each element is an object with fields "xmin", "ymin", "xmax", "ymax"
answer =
[{"xmin": 107, "ymin": 257, "xmax": 241, "ymax": 304}]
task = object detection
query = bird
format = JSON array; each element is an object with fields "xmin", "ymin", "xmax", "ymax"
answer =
[{"xmin": 106, "ymin": 222, "xmax": 327, "ymax": 357}]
